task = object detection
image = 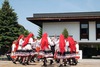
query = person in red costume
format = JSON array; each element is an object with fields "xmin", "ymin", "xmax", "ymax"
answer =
[
  {"xmin": 15, "ymin": 34, "xmax": 24, "ymax": 51},
  {"xmin": 40, "ymin": 33, "xmax": 49, "ymax": 50},
  {"xmin": 59, "ymin": 34, "xmax": 66, "ymax": 54},
  {"xmin": 22, "ymin": 33, "xmax": 34, "ymax": 48},
  {"xmin": 66, "ymin": 36, "xmax": 78, "ymax": 65},
  {"xmin": 22, "ymin": 33, "xmax": 34, "ymax": 65},
  {"xmin": 55, "ymin": 34, "xmax": 66, "ymax": 67},
  {"xmin": 11, "ymin": 40, "xmax": 17, "ymax": 62},
  {"xmin": 67, "ymin": 36, "xmax": 76, "ymax": 53},
  {"xmin": 40, "ymin": 33, "xmax": 54, "ymax": 66},
  {"xmin": 12, "ymin": 34, "xmax": 24, "ymax": 64}
]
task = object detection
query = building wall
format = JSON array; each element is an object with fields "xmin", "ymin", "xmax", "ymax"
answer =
[
  {"xmin": 89, "ymin": 21, "xmax": 96, "ymax": 42},
  {"xmin": 43, "ymin": 22, "xmax": 80, "ymax": 41},
  {"xmin": 43, "ymin": 21, "xmax": 100, "ymax": 43}
]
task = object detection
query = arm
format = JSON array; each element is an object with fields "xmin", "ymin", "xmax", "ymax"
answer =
[{"xmin": 48, "ymin": 37, "xmax": 54, "ymax": 46}]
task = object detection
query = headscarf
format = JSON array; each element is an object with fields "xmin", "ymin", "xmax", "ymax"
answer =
[
  {"xmin": 67, "ymin": 36, "xmax": 76, "ymax": 53},
  {"xmin": 22, "ymin": 33, "xmax": 34, "ymax": 47},
  {"xmin": 40, "ymin": 33, "xmax": 49, "ymax": 50},
  {"xmin": 15, "ymin": 34, "xmax": 24, "ymax": 51},
  {"xmin": 59, "ymin": 34, "xmax": 65, "ymax": 54}
]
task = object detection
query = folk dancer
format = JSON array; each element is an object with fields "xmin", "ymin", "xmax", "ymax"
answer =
[
  {"xmin": 67, "ymin": 36, "xmax": 77, "ymax": 65},
  {"xmin": 40, "ymin": 33, "xmax": 54, "ymax": 66},
  {"xmin": 12, "ymin": 34, "xmax": 24, "ymax": 64},
  {"xmin": 16, "ymin": 34, "xmax": 24, "ymax": 63},
  {"xmin": 22, "ymin": 33, "xmax": 34, "ymax": 65},
  {"xmin": 54, "ymin": 34, "xmax": 66, "ymax": 67},
  {"xmin": 11, "ymin": 40, "xmax": 17, "ymax": 63}
]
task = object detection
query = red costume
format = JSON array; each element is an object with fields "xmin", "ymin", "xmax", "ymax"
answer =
[
  {"xmin": 22, "ymin": 33, "xmax": 34, "ymax": 47},
  {"xmin": 40, "ymin": 33, "xmax": 49, "ymax": 50},
  {"xmin": 59, "ymin": 34, "xmax": 65, "ymax": 54},
  {"xmin": 15, "ymin": 34, "xmax": 24, "ymax": 51},
  {"xmin": 67, "ymin": 36, "xmax": 76, "ymax": 53}
]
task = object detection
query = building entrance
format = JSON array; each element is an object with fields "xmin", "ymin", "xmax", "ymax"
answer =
[{"xmin": 79, "ymin": 43, "xmax": 100, "ymax": 58}]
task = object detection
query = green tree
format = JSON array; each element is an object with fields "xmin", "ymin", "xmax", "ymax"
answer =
[
  {"xmin": 37, "ymin": 27, "xmax": 42, "ymax": 39},
  {"xmin": 0, "ymin": 0, "xmax": 29, "ymax": 54},
  {"xmin": 62, "ymin": 28, "xmax": 69, "ymax": 38}
]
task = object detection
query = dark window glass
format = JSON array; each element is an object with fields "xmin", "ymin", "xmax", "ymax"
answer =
[
  {"xmin": 80, "ymin": 22, "xmax": 89, "ymax": 40},
  {"xmin": 96, "ymin": 22, "xmax": 100, "ymax": 39}
]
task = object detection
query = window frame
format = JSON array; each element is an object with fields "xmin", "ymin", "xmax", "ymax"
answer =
[
  {"xmin": 96, "ymin": 21, "xmax": 100, "ymax": 40},
  {"xmin": 80, "ymin": 21, "xmax": 89, "ymax": 40}
]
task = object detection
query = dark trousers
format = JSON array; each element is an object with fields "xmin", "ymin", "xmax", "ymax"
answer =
[{"xmin": 51, "ymin": 45, "xmax": 55, "ymax": 55}]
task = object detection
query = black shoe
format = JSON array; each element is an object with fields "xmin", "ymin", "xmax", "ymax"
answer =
[
  {"xmin": 64, "ymin": 64, "xmax": 66, "ymax": 66},
  {"xmin": 13, "ymin": 61, "xmax": 16, "ymax": 64},
  {"xmin": 43, "ymin": 63, "xmax": 47, "ymax": 66},
  {"xmin": 50, "ymin": 60, "xmax": 53, "ymax": 65},
  {"xmin": 56, "ymin": 59, "xmax": 60, "ymax": 63},
  {"xmin": 12, "ymin": 60, "xmax": 16, "ymax": 64},
  {"xmin": 22, "ymin": 62, "xmax": 25, "ymax": 65},
  {"xmin": 26, "ymin": 62, "xmax": 29, "ymax": 65},
  {"xmin": 59, "ymin": 64, "xmax": 63, "ymax": 67},
  {"xmin": 19, "ymin": 60, "xmax": 22, "ymax": 64}
]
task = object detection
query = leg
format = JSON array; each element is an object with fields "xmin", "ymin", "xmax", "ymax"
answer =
[
  {"xmin": 72, "ymin": 57, "xmax": 77, "ymax": 65},
  {"xmin": 50, "ymin": 59, "xmax": 53, "ymax": 65},
  {"xmin": 26, "ymin": 55, "xmax": 32, "ymax": 65},
  {"xmin": 59, "ymin": 59, "xmax": 63, "ymax": 67},
  {"xmin": 43, "ymin": 57, "xmax": 47, "ymax": 66},
  {"xmin": 22, "ymin": 56, "xmax": 26, "ymax": 65},
  {"xmin": 63, "ymin": 59, "xmax": 67, "ymax": 66}
]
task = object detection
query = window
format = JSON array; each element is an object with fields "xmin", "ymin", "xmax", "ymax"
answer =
[
  {"xmin": 80, "ymin": 21, "xmax": 89, "ymax": 40},
  {"xmin": 96, "ymin": 21, "xmax": 100, "ymax": 39}
]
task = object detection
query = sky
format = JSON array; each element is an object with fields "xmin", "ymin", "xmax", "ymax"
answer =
[{"xmin": 0, "ymin": 0, "xmax": 100, "ymax": 37}]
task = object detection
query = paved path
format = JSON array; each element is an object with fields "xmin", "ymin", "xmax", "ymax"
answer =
[{"xmin": 0, "ymin": 59, "xmax": 100, "ymax": 67}]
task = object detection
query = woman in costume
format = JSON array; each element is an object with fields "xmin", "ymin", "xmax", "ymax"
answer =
[
  {"xmin": 54, "ymin": 34, "xmax": 66, "ymax": 67},
  {"xmin": 40, "ymin": 33, "xmax": 54, "ymax": 66},
  {"xmin": 12, "ymin": 34, "xmax": 24, "ymax": 64},
  {"xmin": 11, "ymin": 40, "xmax": 17, "ymax": 64},
  {"xmin": 67, "ymin": 36, "xmax": 77, "ymax": 65},
  {"xmin": 22, "ymin": 33, "xmax": 35, "ymax": 65}
]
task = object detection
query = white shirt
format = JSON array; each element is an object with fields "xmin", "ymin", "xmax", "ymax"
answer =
[
  {"xmin": 55, "ymin": 39, "xmax": 67, "ymax": 52},
  {"xmin": 18, "ymin": 39, "xmax": 24, "ymax": 50},
  {"xmin": 36, "ymin": 39, "xmax": 41, "ymax": 47},
  {"xmin": 76, "ymin": 43, "xmax": 79, "ymax": 52},
  {"xmin": 12, "ymin": 44, "xmax": 16, "ymax": 52},
  {"xmin": 65, "ymin": 41, "xmax": 70, "ymax": 51},
  {"xmin": 48, "ymin": 37, "xmax": 54, "ymax": 46},
  {"xmin": 23, "ymin": 37, "xmax": 34, "ymax": 50}
]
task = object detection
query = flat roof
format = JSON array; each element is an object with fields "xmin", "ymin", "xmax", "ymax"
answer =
[{"xmin": 27, "ymin": 11, "xmax": 100, "ymax": 27}]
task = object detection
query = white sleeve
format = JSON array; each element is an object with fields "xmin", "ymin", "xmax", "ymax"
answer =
[
  {"xmin": 55, "ymin": 40, "xmax": 59, "ymax": 51},
  {"xmin": 76, "ymin": 43, "xmax": 79, "ymax": 52},
  {"xmin": 19, "ymin": 39, "xmax": 24, "ymax": 46},
  {"xmin": 31, "ymin": 41, "xmax": 36, "ymax": 48},
  {"xmin": 48, "ymin": 37, "xmax": 54, "ymax": 46},
  {"xmin": 36, "ymin": 40, "xmax": 41, "ymax": 47},
  {"xmin": 55, "ymin": 40, "xmax": 59, "ymax": 45},
  {"xmin": 12, "ymin": 44, "xmax": 16, "ymax": 51},
  {"xmin": 66, "ymin": 41, "xmax": 69, "ymax": 46},
  {"xmin": 28, "ymin": 37, "xmax": 34, "ymax": 44}
]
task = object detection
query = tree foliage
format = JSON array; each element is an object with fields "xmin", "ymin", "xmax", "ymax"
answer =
[
  {"xmin": 0, "ymin": 0, "xmax": 29, "ymax": 54},
  {"xmin": 37, "ymin": 27, "xmax": 42, "ymax": 39},
  {"xmin": 62, "ymin": 28, "xmax": 69, "ymax": 38}
]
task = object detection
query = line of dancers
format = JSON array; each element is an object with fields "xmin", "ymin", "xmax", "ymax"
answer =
[{"xmin": 10, "ymin": 32, "xmax": 80, "ymax": 67}]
